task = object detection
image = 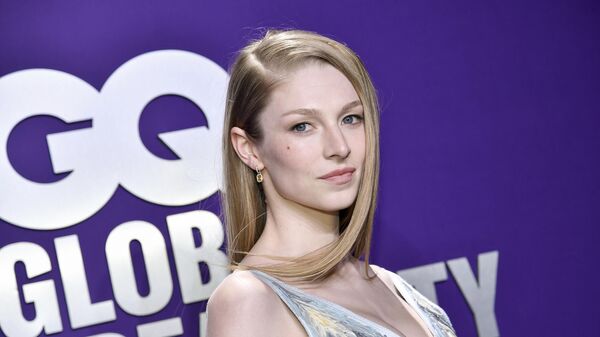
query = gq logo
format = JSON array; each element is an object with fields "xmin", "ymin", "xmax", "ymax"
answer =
[
  {"xmin": 0, "ymin": 50, "xmax": 230, "ymax": 337},
  {"xmin": 0, "ymin": 50, "xmax": 228, "ymax": 230}
]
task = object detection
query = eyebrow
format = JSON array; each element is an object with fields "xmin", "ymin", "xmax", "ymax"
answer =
[{"xmin": 281, "ymin": 100, "xmax": 362, "ymax": 118}]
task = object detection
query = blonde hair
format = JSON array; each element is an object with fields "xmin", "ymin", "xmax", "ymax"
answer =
[{"xmin": 220, "ymin": 28, "xmax": 380, "ymax": 282}]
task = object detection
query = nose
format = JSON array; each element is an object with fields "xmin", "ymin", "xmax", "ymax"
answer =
[{"xmin": 323, "ymin": 125, "xmax": 351, "ymax": 159}]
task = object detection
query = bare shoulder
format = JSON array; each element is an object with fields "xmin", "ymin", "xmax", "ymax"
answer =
[
  {"xmin": 206, "ymin": 270, "xmax": 300, "ymax": 337},
  {"xmin": 208, "ymin": 270, "xmax": 276, "ymax": 308}
]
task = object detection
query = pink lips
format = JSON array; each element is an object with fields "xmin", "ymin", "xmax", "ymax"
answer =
[{"xmin": 319, "ymin": 167, "xmax": 356, "ymax": 184}]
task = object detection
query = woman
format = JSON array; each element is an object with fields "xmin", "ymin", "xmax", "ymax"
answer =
[{"xmin": 207, "ymin": 28, "xmax": 457, "ymax": 337}]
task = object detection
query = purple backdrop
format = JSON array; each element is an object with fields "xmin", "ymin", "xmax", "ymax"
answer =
[{"xmin": 1, "ymin": 1, "xmax": 599, "ymax": 336}]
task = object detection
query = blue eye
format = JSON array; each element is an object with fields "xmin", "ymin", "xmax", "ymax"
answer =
[
  {"xmin": 291, "ymin": 122, "xmax": 310, "ymax": 132},
  {"xmin": 343, "ymin": 114, "xmax": 363, "ymax": 124}
]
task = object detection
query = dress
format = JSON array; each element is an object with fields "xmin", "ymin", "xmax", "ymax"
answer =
[{"xmin": 249, "ymin": 266, "xmax": 457, "ymax": 337}]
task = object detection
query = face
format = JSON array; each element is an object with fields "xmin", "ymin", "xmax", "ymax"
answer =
[{"xmin": 254, "ymin": 62, "xmax": 366, "ymax": 213}]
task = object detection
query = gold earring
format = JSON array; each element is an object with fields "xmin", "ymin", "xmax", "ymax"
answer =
[{"xmin": 255, "ymin": 166, "xmax": 263, "ymax": 183}]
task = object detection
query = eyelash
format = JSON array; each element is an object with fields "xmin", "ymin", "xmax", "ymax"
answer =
[{"xmin": 290, "ymin": 114, "xmax": 364, "ymax": 133}]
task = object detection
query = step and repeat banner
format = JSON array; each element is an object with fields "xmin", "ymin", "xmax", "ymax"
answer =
[{"xmin": 1, "ymin": 1, "xmax": 598, "ymax": 337}]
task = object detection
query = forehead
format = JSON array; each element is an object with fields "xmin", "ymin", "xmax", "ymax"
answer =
[{"xmin": 265, "ymin": 62, "xmax": 360, "ymax": 116}]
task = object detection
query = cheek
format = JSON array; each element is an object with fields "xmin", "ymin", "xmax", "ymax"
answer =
[
  {"xmin": 269, "ymin": 142, "xmax": 312, "ymax": 175},
  {"xmin": 358, "ymin": 135, "xmax": 367, "ymax": 156},
  {"xmin": 350, "ymin": 129, "xmax": 366, "ymax": 155}
]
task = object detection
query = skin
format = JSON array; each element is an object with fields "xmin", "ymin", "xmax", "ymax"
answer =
[
  {"xmin": 207, "ymin": 62, "xmax": 432, "ymax": 337},
  {"xmin": 231, "ymin": 61, "xmax": 366, "ymax": 260}
]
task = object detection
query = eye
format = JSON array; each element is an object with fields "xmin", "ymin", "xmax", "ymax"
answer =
[
  {"xmin": 342, "ymin": 114, "xmax": 364, "ymax": 125},
  {"xmin": 291, "ymin": 122, "xmax": 311, "ymax": 133}
]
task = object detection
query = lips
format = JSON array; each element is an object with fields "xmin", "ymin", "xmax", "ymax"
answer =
[{"xmin": 319, "ymin": 167, "xmax": 356, "ymax": 179}]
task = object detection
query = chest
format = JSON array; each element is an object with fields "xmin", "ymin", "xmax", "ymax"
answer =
[{"xmin": 272, "ymin": 276, "xmax": 433, "ymax": 337}]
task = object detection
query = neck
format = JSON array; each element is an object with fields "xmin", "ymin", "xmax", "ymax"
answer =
[{"xmin": 250, "ymin": 194, "xmax": 340, "ymax": 260}]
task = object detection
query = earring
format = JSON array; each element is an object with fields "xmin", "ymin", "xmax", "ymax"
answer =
[{"xmin": 255, "ymin": 166, "xmax": 263, "ymax": 183}]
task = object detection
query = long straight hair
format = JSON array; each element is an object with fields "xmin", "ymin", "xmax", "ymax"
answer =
[{"xmin": 220, "ymin": 28, "xmax": 380, "ymax": 282}]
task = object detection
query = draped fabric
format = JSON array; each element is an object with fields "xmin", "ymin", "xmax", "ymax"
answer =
[{"xmin": 249, "ymin": 268, "xmax": 457, "ymax": 337}]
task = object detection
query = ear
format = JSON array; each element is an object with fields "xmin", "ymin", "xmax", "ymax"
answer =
[{"xmin": 230, "ymin": 126, "xmax": 264, "ymax": 170}]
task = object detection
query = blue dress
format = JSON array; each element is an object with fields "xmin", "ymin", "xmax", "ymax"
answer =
[{"xmin": 249, "ymin": 267, "xmax": 456, "ymax": 337}]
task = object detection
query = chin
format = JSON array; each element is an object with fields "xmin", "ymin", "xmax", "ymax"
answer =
[{"xmin": 313, "ymin": 194, "xmax": 357, "ymax": 212}]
